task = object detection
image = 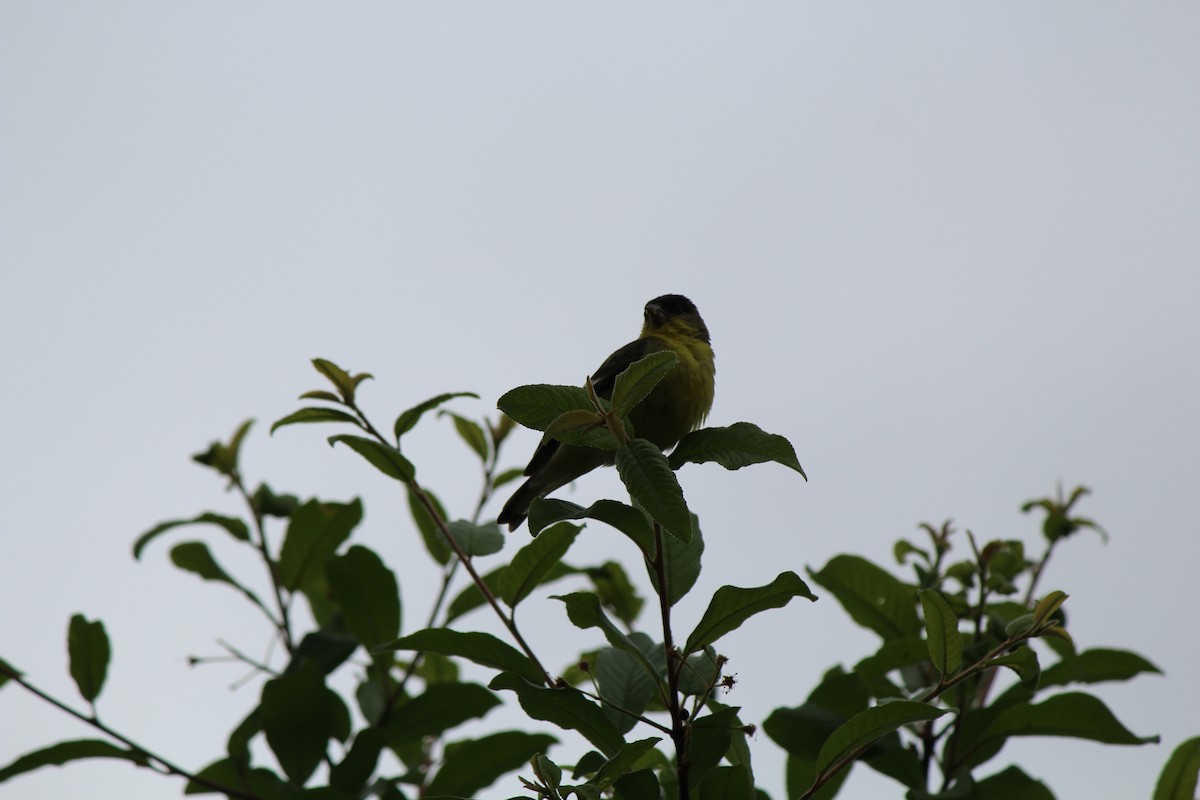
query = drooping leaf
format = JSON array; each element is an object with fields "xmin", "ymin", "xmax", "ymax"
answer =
[
  {"xmin": 1040, "ymin": 647, "xmax": 1162, "ymax": 688},
  {"xmin": 614, "ymin": 769, "xmax": 661, "ymax": 800},
  {"xmin": 328, "ymin": 435, "xmax": 415, "ymax": 482},
  {"xmin": 610, "ymin": 351, "xmax": 679, "ymax": 414},
  {"xmin": 490, "ymin": 672, "xmax": 624, "ymax": 757},
  {"xmin": 0, "ymin": 739, "xmax": 148, "ymax": 784},
  {"xmin": 556, "ymin": 593, "xmax": 661, "ymax": 683},
  {"xmin": 669, "ymin": 422, "xmax": 806, "ymax": 478},
  {"xmin": 379, "ymin": 629, "xmax": 545, "ymax": 684},
  {"xmin": 259, "ymin": 661, "xmax": 351, "ymax": 785},
  {"xmin": 616, "ymin": 440, "xmax": 691, "ymax": 542},
  {"xmin": 1154, "ymin": 736, "xmax": 1200, "ymax": 800},
  {"xmin": 326, "ymin": 545, "xmax": 401, "ymax": 650},
  {"xmin": 446, "ymin": 563, "xmax": 577, "ymax": 624},
  {"xmin": 684, "ymin": 571, "xmax": 817, "ymax": 654},
  {"xmin": 970, "ymin": 765, "xmax": 1054, "ymax": 800},
  {"xmin": 407, "ymin": 487, "xmax": 452, "ymax": 565},
  {"xmin": 169, "ymin": 542, "xmax": 265, "ymax": 609},
  {"xmin": 270, "ymin": 407, "xmax": 361, "ymax": 435},
  {"xmin": 528, "ymin": 498, "xmax": 653, "ymax": 552},
  {"xmin": 500, "ymin": 522, "xmax": 582, "ymax": 607},
  {"xmin": 445, "ymin": 520, "xmax": 505, "ymax": 557},
  {"xmin": 329, "ymin": 728, "xmax": 385, "ymax": 794},
  {"xmin": 595, "ymin": 648, "xmax": 660, "ymax": 734},
  {"xmin": 278, "ymin": 499, "xmax": 363, "ymax": 590},
  {"xmin": 646, "ymin": 512, "xmax": 705, "ymax": 606},
  {"xmin": 544, "ymin": 409, "xmax": 621, "ymax": 450},
  {"xmin": 442, "ymin": 411, "xmax": 489, "ymax": 461},
  {"xmin": 919, "ymin": 590, "xmax": 963, "ymax": 676},
  {"xmin": 394, "ymin": 392, "xmax": 479, "ymax": 440},
  {"xmin": 808, "ymin": 555, "xmax": 921, "ymax": 641},
  {"xmin": 586, "ymin": 560, "xmax": 645, "ymax": 627},
  {"xmin": 592, "ymin": 738, "xmax": 661, "ymax": 790},
  {"xmin": 689, "ymin": 707, "xmax": 741, "ymax": 787},
  {"xmin": 498, "ymin": 384, "xmax": 597, "ymax": 432},
  {"xmin": 979, "ymin": 691, "xmax": 1158, "ymax": 746},
  {"xmin": 67, "ymin": 615, "xmax": 110, "ymax": 703},
  {"xmin": 699, "ymin": 764, "xmax": 753, "ymax": 800},
  {"xmin": 985, "ymin": 647, "xmax": 1041, "ymax": 691},
  {"xmin": 815, "ymin": 701, "xmax": 948, "ymax": 774},
  {"xmin": 383, "ymin": 682, "xmax": 501, "ymax": 746},
  {"xmin": 132, "ymin": 513, "xmax": 250, "ymax": 560},
  {"xmin": 427, "ymin": 731, "xmax": 558, "ymax": 798},
  {"xmin": 288, "ymin": 629, "xmax": 359, "ymax": 676}
]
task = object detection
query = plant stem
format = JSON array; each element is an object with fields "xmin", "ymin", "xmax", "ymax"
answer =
[
  {"xmin": 652, "ymin": 522, "xmax": 689, "ymax": 800},
  {"xmin": 232, "ymin": 473, "xmax": 294, "ymax": 655}
]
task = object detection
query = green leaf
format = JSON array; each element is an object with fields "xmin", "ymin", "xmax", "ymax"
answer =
[
  {"xmin": 501, "ymin": 522, "xmax": 582, "ymax": 607},
  {"xmin": 970, "ymin": 765, "xmax": 1054, "ymax": 800},
  {"xmin": 169, "ymin": 542, "xmax": 265, "ymax": 608},
  {"xmin": 543, "ymin": 409, "xmax": 620, "ymax": 450},
  {"xmin": 700, "ymin": 765, "xmax": 753, "ymax": 800},
  {"xmin": 0, "ymin": 657, "xmax": 19, "ymax": 690},
  {"xmin": 394, "ymin": 392, "xmax": 479, "ymax": 440},
  {"xmin": 326, "ymin": 545, "xmax": 401, "ymax": 650},
  {"xmin": 312, "ymin": 358, "xmax": 372, "ymax": 404},
  {"xmin": 278, "ymin": 499, "xmax": 363, "ymax": 591},
  {"xmin": 132, "ymin": 513, "xmax": 250, "ymax": 560},
  {"xmin": 610, "ymin": 351, "xmax": 679, "ymax": 413},
  {"xmin": 679, "ymin": 647, "xmax": 721, "ymax": 697},
  {"xmin": 446, "ymin": 520, "xmax": 505, "ymax": 557},
  {"xmin": 270, "ymin": 407, "xmax": 361, "ymax": 434},
  {"xmin": 556, "ymin": 593, "xmax": 662, "ymax": 684},
  {"xmin": 0, "ymin": 739, "xmax": 148, "ymax": 784},
  {"xmin": 684, "ymin": 571, "xmax": 817, "ymax": 654},
  {"xmin": 592, "ymin": 738, "xmax": 661, "ymax": 790},
  {"xmin": 427, "ymin": 731, "xmax": 558, "ymax": 798},
  {"xmin": 329, "ymin": 728, "xmax": 385, "ymax": 794},
  {"xmin": 1041, "ymin": 647, "xmax": 1162, "ymax": 688},
  {"xmin": 260, "ymin": 662, "xmax": 351, "ymax": 785},
  {"xmin": 492, "ymin": 467, "xmax": 525, "ymax": 490},
  {"xmin": 328, "ymin": 434, "xmax": 415, "ymax": 482},
  {"xmin": 498, "ymin": 384, "xmax": 597, "ymax": 432},
  {"xmin": 67, "ymin": 615, "xmax": 110, "ymax": 703},
  {"xmin": 647, "ymin": 512, "xmax": 704, "ymax": 606},
  {"xmin": 383, "ymin": 682, "xmax": 501, "ymax": 745},
  {"xmin": 689, "ymin": 707, "xmax": 741, "ymax": 786},
  {"xmin": 595, "ymin": 648, "xmax": 660, "ymax": 734},
  {"xmin": 614, "ymin": 769, "xmax": 661, "ymax": 800},
  {"xmin": 379, "ymin": 629, "xmax": 545, "ymax": 684},
  {"xmin": 985, "ymin": 647, "xmax": 1041, "ymax": 691},
  {"xmin": 191, "ymin": 419, "xmax": 254, "ymax": 479},
  {"xmin": 289, "ymin": 629, "xmax": 358, "ymax": 676},
  {"xmin": 443, "ymin": 411, "xmax": 489, "ymax": 461},
  {"xmin": 586, "ymin": 560, "xmax": 645, "ymax": 627},
  {"xmin": 616, "ymin": 439, "xmax": 691, "ymax": 542},
  {"xmin": 408, "ymin": 487, "xmax": 452, "ymax": 565},
  {"xmin": 528, "ymin": 498, "xmax": 653, "ymax": 552},
  {"xmin": 919, "ymin": 590, "xmax": 963, "ymax": 676},
  {"xmin": 1154, "ymin": 736, "xmax": 1200, "ymax": 800},
  {"xmin": 668, "ymin": 422, "xmax": 806, "ymax": 478},
  {"xmin": 490, "ymin": 672, "xmax": 625, "ymax": 757},
  {"xmin": 815, "ymin": 701, "xmax": 948, "ymax": 774},
  {"xmin": 808, "ymin": 555, "xmax": 921, "ymax": 640},
  {"xmin": 980, "ymin": 691, "xmax": 1158, "ymax": 745}
]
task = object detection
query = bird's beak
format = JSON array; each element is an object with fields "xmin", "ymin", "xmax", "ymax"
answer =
[{"xmin": 644, "ymin": 302, "xmax": 665, "ymax": 327}]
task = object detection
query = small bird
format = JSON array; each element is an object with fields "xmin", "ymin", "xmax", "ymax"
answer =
[{"xmin": 497, "ymin": 294, "xmax": 716, "ymax": 531}]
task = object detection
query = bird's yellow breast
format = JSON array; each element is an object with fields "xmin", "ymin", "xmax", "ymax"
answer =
[{"xmin": 630, "ymin": 321, "xmax": 715, "ymax": 450}]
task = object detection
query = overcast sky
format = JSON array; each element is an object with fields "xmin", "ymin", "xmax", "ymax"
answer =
[{"xmin": 3, "ymin": 4, "xmax": 1198, "ymax": 799}]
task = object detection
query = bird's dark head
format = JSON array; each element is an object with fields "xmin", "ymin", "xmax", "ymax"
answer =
[{"xmin": 643, "ymin": 294, "xmax": 710, "ymax": 344}]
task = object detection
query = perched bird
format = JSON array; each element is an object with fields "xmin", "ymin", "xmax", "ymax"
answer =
[{"xmin": 497, "ymin": 294, "xmax": 715, "ymax": 531}]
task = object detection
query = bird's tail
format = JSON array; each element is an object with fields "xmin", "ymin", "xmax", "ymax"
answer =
[{"xmin": 496, "ymin": 478, "xmax": 542, "ymax": 532}]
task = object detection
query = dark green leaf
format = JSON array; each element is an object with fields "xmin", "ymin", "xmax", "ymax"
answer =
[
  {"xmin": 251, "ymin": 483, "xmax": 299, "ymax": 518},
  {"xmin": 501, "ymin": 522, "xmax": 582, "ymax": 607},
  {"xmin": 592, "ymin": 738, "xmax": 661, "ymax": 790},
  {"xmin": 260, "ymin": 661, "xmax": 351, "ymax": 785},
  {"xmin": 329, "ymin": 434, "xmax": 415, "ymax": 482},
  {"xmin": 786, "ymin": 753, "xmax": 849, "ymax": 800},
  {"xmin": 586, "ymin": 561, "xmax": 645, "ymax": 627},
  {"xmin": 326, "ymin": 545, "xmax": 401, "ymax": 649},
  {"xmin": 427, "ymin": 731, "xmax": 558, "ymax": 798},
  {"xmin": 394, "ymin": 392, "xmax": 479, "ymax": 440},
  {"xmin": 270, "ymin": 407, "xmax": 361, "ymax": 434},
  {"xmin": 498, "ymin": 384, "xmax": 597, "ymax": 432},
  {"xmin": 67, "ymin": 614, "xmax": 110, "ymax": 703},
  {"xmin": 544, "ymin": 409, "xmax": 620, "ymax": 450},
  {"xmin": 616, "ymin": 440, "xmax": 691, "ymax": 542},
  {"xmin": 492, "ymin": 467, "xmax": 525, "ymax": 490},
  {"xmin": 919, "ymin": 590, "xmax": 963, "ymax": 676},
  {"xmin": 408, "ymin": 487, "xmax": 452, "ymax": 565},
  {"xmin": 596, "ymin": 648, "xmax": 659, "ymax": 734},
  {"xmin": 1041, "ymin": 647, "xmax": 1162, "ymax": 688},
  {"xmin": 808, "ymin": 555, "xmax": 921, "ymax": 640},
  {"xmin": 443, "ymin": 411, "xmax": 489, "ymax": 461},
  {"xmin": 191, "ymin": 419, "xmax": 254, "ymax": 479},
  {"xmin": 446, "ymin": 520, "xmax": 505, "ymax": 557},
  {"xmin": 0, "ymin": 739, "xmax": 148, "ymax": 784},
  {"xmin": 669, "ymin": 422, "xmax": 806, "ymax": 478},
  {"xmin": 679, "ymin": 647, "xmax": 722, "ymax": 697},
  {"xmin": 985, "ymin": 647, "xmax": 1040, "ymax": 691},
  {"xmin": 132, "ymin": 513, "xmax": 250, "ymax": 560},
  {"xmin": 610, "ymin": 351, "xmax": 679, "ymax": 413},
  {"xmin": 330, "ymin": 728, "xmax": 384, "ymax": 794},
  {"xmin": 815, "ymin": 701, "xmax": 948, "ymax": 774},
  {"xmin": 490, "ymin": 672, "xmax": 624, "ymax": 757},
  {"xmin": 556, "ymin": 593, "xmax": 661, "ymax": 683},
  {"xmin": 379, "ymin": 629, "xmax": 545, "ymax": 684},
  {"xmin": 647, "ymin": 512, "xmax": 704, "ymax": 606},
  {"xmin": 289, "ymin": 629, "xmax": 358, "ymax": 676},
  {"xmin": 312, "ymin": 358, "xmax": 372, "ymax": 404},
  {"xmin": 614, "ymin": 769, "xmax": 661, "ymax": 800},
  {"xmin": 689, "ymin": 707, "xmax": 741, "ymax": 786},
  {"xmin": 383, "ymin": 682, "xmax": 500, "ymax": 745},
  {"xmin": 528, "ymin": 498, "xmax": 653, "ymax": 553},
  {"xmin": 1154, "ymin": 736, "xmax": 1200, "ymax": 800},
  {"xmin": 0, "ymin": 657, "xmax": 19, "ymax": 690},
  {"xmin": 299, "ymin": 389, "xmax": 342, "ymax": 403},
  {"xmin": 169, "ymin": 542, "xmax": 265, "ymax": 608},
  {"xmin": 700, "ymin": 765, "xmax": 753, "ymax": 800},
  {"xmin": 970, "ymin": 765, "xmax": 1054, "ymax": 800},
  {"xmin": 278, "ymin": 499, "xmax": 363, "ymax": 591},
  {"xmin": 980, "ymin": 691, "xmax": 1158, "ymax": 745},
  {"xmin": 685, "ymin": 571, "xmax": 817, "ymax": 654}
]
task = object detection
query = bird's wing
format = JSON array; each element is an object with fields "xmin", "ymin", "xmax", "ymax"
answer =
[{"xmin": 521, "ymin": 336, "xmax": 662, "ymax": 477}]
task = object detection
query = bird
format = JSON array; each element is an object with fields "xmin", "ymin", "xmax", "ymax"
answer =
[{"xmin": 497, "ymin": 294, "xmax": 715, "ymax": 531}]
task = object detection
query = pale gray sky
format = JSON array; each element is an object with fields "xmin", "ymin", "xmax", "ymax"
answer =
[{"xmin": 3, "ymin": 4, "xmax": 1198, "ymax": 799}]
